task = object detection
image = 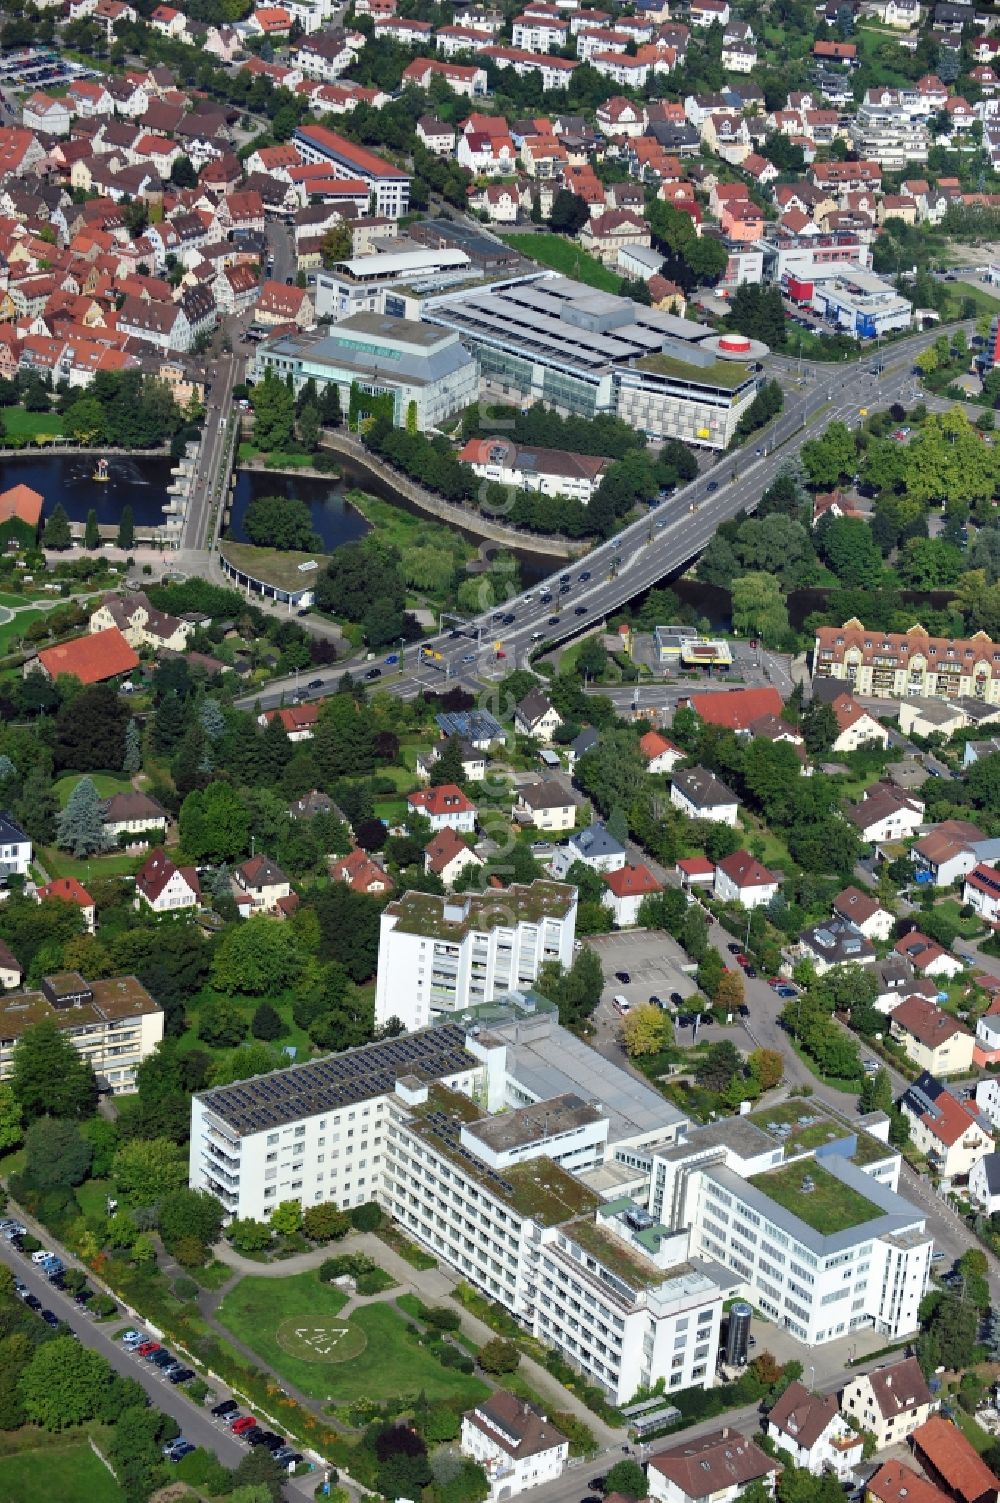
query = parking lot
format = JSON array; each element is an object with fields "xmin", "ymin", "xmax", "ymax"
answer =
[{"xmin": 587, "ymin": 930, "xmax": 699, "ymax": 1022}]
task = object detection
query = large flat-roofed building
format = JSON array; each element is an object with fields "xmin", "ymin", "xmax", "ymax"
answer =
[
  {"xmin": 809, "ymin": 267, "xmax": 912, "ymax": 338},
  {"xmin": 814, "ymin": 617, "xmax": 1000, "ymax": 703},
  {"xmin": 0, "ymin": 971, "xmax": 163, "ymax": 1094},
  {"xmin": 292, "ymin": 124, "xmax": 410, "ymax": 217},
  {"xmin": 647, "ymin": 1111, "xmax": 930, "ymax": 1346},
  {"xmin": 313, "ymin": 247, "xmax": 475, "ymax": 323},
  {"xmin": 251, "ymin": 313, "xmax": 478, "ymax": 431},
  {"xmin": 423, "ymin": 273, "xmax": 766, "ymax": 448},
  {"xmin": 190, "ymin": 991, "xmax": 931, "ymax": 1395},
  {"xmin": 375, "ymin": 882, "xmax": 577, "ymax": 1031}
]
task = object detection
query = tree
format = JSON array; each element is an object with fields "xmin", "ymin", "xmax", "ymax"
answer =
[
  {"xmin": 84, "ymin": 508, "xmax": 99, "ymax": 550},
  {"xmin": 121, "ymin": 718, "xmax": 142, "ymax": 776},
  {"xmin": 112, "ymin": 1136, "xmax": 188, "ymax": 1206},
  {"xmin": 298, "ymin": 403, "xmax": 320, "ymax": 453},
  {"xmin": 55, "ymin": 777, "xmax": 108, "ymax": 857},
  {"xmin": 821, "ymin": 516, "xmax": 884, "ymax": 589},
  {"xmin": 620, "ymin": 1002, "xmax": 670, "ymax": 1057},
  {"xmin": 54, "ymin": 683, "xmax": 128, "ymax": 773},
  {"xmin": 243, "ymin": 495, "xmax": 321, "ymax": 552},
  {"xmin": 800, "ymin": 701, "xmax": 839, "ymax": 758},
  {"xmin": 800, "ymin": 422, "xmax": 857, "ymax": 489},
  {"xmin": 250, "ymin": 370, "xmax": 295, "ymax": 453},
  {"xmin": 170, "ymin": 153, "xmax": 197, "ymax": 188},
  {"xmin": 179, "ymin": 780, "xmax": 249, "ymax": 862},
  {"xmin": 478, "ymin": 1338, "xmax": 520, "ymax": 1374},
  {"xmin": 858, "ymin": 1066, "xmax": 893, "ymax": 1114},
  {"xmin": 604, "ymin": 1461, "xmax": 648, "ymax": 1499},
  {"xmin": 302, "ymin": 1202, "xmax": 351, "ymax": 1241},
  {"xmin": 749, "ymin": 1048, "xmax": 783, "ymax": 1091},
  {"xmin": 0, "ymin": 1083, "xmax": 22, "ymax": 1152},
  {"xmin": 716, "ymin": 969, "xmax": 745, "ymax": 1011},
  {"xmin": 695, "ymin": 1040, "xmax": 742, "ymax": 1091},
  {"xmin": 158, "ymin": 1188, "xmax": 224, "ymax": 1253},
  {"xmin": 265, "ymin": 1199, "xmax": 302, "ymax": 1238},
  {"xmin": 229, "ymin": 1218, "xmax": 273, "ymax": 1254},
  {"xmin": 22, "ymin": 1116, "xmax": 92, "ymax": 1189},
  {"xmin": 11, "ymin": 1020, "xmax": 97, "ymax": 1121},
  {"xmin": 116, "ymin": 504, "xmax": 134, "ymax": 550},
  {"xmin": 19, "ymin": 1338, "xmax": 110, "ymax": 1430},
  {"xmin": 731, "ymin": 572, "xmax": 789, "ymax": 646},
  {"xmin": 251, "ymin": 1000, "xmax": 283, "ymax": 1040},
  {"xmin": 197, "ymin": 997, "xmax": 248, "ymax": 1048},
  {"xmin": 212, "ymin": 918, "xmax": 302, "ymax": 996},
  {"xmin": 549, "ymin": 188, "xmax": 589, "ymax": 235},
  {"xmin": 42, "ymin": 503, "xmax": 71, "ymax": 550}
]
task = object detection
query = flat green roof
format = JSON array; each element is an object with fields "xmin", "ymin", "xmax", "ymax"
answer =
[
  {"xmin": 219, "ymin": 541, "xmax": 332, "ymax": 593},
  {"xmin": 409, "ymin": 1084, "xmax": 599, "ymax": 1227},
  {"xmin": 747, "ymin": 1159, "xmax": 881, "ymax": 1236},
  {"xmin": 566, "ymin": 1214, "xmax": 673, "ymax": 1293},
  {"xmin": 748, "ymin": 1101, "xmax": 850, "ymax": 1155},
  {"xmin": 386, "ymin": 881, "xmax": 576, "ymax": 942},
  {"xmin": 634, "ymin": 352, "xmax": 752, "ymax": 390}
]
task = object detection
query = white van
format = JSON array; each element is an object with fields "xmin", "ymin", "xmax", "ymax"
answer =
[{"xmin": 613, "ymin": 994, "xmax": 631, "ymax": 1015}]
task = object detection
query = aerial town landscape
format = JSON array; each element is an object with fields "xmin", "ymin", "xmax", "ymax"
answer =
[{"xmin": 13, "ymin": 0, "xmax": 1000, "ymax": 1501}]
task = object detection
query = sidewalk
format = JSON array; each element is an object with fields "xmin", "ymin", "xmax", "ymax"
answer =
[{"xmin": 212, "ymin": 1232, "xmax": 625, "ymax": 1447}]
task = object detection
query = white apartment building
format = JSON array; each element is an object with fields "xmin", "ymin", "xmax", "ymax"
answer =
[
  {"xmin": 374, "ymin": 883, "xmax": 577, "ymax": 1032},
  {"xmin": 461, "ymin": 1393, "xmax": 568, "ymax": 1502},
  {"xmin": 0, "ymin": 811, "xmax": 31, "ymax": 878},
  {"xmin": 0, "ymin": 972, "xmax": 163, "ymax": 1095},
  {"xmin": 646, "ymin": 1115, "xmax": 931, "ymax": 1347}
]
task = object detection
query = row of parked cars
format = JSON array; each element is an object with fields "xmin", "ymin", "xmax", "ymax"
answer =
[
  {"xmin": 119, "ymin": 1327, "xmax": 195, "ymax": 1388},
  {"xmin": 207, "ymin": 1397, "xmax": 303, "ymax": 1470},
  {"xmin": 2, "ymin": 1218, "xmax": 110, "ymax": 1329}
]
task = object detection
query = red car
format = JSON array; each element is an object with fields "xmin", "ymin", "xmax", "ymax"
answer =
[
  {"xmin": 231, "ymin": 1417, "xmax": 258, "ymax": 1436},
  {"xmin": 137, "ymin": 1341, "xmax": 160, "ymax": 1357}
]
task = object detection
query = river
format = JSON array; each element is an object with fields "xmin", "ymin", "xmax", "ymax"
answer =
[{"xmin": 10, "ymin": 450, "xmax": 559, "ymax": 585}]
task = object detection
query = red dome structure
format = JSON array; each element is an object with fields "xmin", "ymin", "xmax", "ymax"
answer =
[{"xmin": 718, "ymin": 334, "xmax": 751, "ymax": 354}]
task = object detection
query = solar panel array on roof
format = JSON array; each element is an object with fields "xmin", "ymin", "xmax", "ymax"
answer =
[
  {"xmin": 422, "ymin": 1106, "xmax": 519, "ymax": 1200},
  {"xmin": 199, "ymin": 1024, "xmax": 476, "ymax": 1135}
]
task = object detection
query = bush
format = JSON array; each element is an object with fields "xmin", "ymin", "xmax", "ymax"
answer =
[
  {"xmin": 350, "ymin": 1201, "xmax": 383, "ymax": 1232},
  {"xmin": 478, "ymin": 1338, "xmax": 520, "ymax": 1374}
]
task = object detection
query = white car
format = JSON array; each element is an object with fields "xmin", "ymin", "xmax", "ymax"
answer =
[{"xmin": 30, "ymin": 1249, "xmax": 54, "ymax": 1265}]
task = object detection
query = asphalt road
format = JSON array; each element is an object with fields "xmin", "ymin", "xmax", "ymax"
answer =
[
  {"xmin": 240, "ymin": 321, "xmax": 963, "ymax": 712},
  {"xmin": 0, "ymin": 1239, "xmax": 249, "ymax": 1465},
  {"xmin": 180, "ymin": 347, "xmax": 239, "ymax": 552}
]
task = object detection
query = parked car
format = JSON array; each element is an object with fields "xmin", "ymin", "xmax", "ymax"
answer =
[
  {"xmin": 245, "ymin": 1429, "xmax": 268, "ymax": 1447},
  {"xmin": 168, "ymin": 1443, "xmax": 196, "ymax": 1463},
  {"xmin": 24, "ymin": 1295, "xmax": 41, "ymax": 1311},
  {"xmin": 231, "ymin": 1416, "xmax": 258, "ymax": 1436},
  {"xmin": 307, "ymin": 678, "xmax": 324, "ymax": 690},
  {"xmin": 212, "ymin": 1400, "xmax": 240, "ymax": 1417},
  {"xmin": 121, "ymin": 1330, "xmax": 145, "ymax": 1348},
  {"xmin": 40, "ymin": 1310, "xmax": 59, "ymax": 1326},
  {"xmin": 168, "ymin": 1367, "xmax": 195, "ymax": 1385},
  {"xmin": 30, "ymin": 1250, "xmax": 55, "ymax": 1265},
  {"xmin": 615, "ymin": 970, "xmax": 631, "ymax": 984},
  {"xmin": 136, "ymin": 1341, "xmax": 160, "ymax": 1357}
]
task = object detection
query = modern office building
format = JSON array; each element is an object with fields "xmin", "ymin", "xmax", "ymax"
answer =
[
  {"xmin": 374, "ymin": 882, "xmax": 578, "ymax": 1030},
  {"xmin": 814, "ymin": 617, "xmax": 1000, "ymax": 704},
  {"xmin": 0, "ymin": 971, "xmax": 163, "ymax": 1094},
  {"xmin": 423, "ymin": 273, "xmax": 766, "ymax": 449},
  {"xmin": 313, "ymin": 247, "xmax": 476, "ymax": 323},
  {"xmin": 292, "ymin": 124, "xmax": 410, "ymax": 217},
  {"xmin": 646, "ymin": 1114, "xmax": 930, "ymax": 1345},
  {"xmin": 251, "ymin": 313, "xmax": 478, "ymax": 431},
  {"xmin": 808, "ymin": 268, "xmax": 913, "ymax": 338}
]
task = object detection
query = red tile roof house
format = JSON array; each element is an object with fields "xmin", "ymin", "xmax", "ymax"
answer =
[
  {"xmin": 685, "ymin": 686, "xmax": 784, "ymax": 733},
  {"xmin": 647, "ymin": 1429, "xmax": 779, "ymax": 1503},
  {"xmin": 26, "ymin": 627, "xmax": 139, "ymax": 686},
  {"xmin": 639, "ymin": 730, "xmax": 684, "ymax": 773},
  {"xmin": 602, "ymin": 862, "xmax": 662, "ymax": 926},
  {"xmin": 676, "ymin": 855, "xmax": 715, "ymax": 888},
  {"xmin": 36, "ymin": 876, "xmax": 96, "ymax": 934},
  {"xmin": 912, "ymin": 1414, "xmax": 1000, "ymax": 1503},
  {"xmin": 255, "ymin": 279, "xmax": 314, "ymax": 329},
  {"xmin": 259, "ymin": 702, "xmax": 321, "ymax": 741},
  {"xmin": 135, "ymin": 849, "xmax": 200, "ymax": 913},
  {"xmin": 424, "ymin": 827, "xmax": 483, "ymax": 889},
  {"xmin": 713, "ymin": 850, "xmax": 780, "ymax": 910},
  {"xmin": 407, "ymin": 784, "xmax": 476, "ymax": 834},
  {"xmin": 329, "ymin": 847, "xmax": 394, "ymax": 896},
  {"xmin": 893, "ymin": 929, "xmax": 965, "ymax": 979},
  {"xmin": 868, "ymin": 1462, "xmax": 952, "ymax": 1503}
]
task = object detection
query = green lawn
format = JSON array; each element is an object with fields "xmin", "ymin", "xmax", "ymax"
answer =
[
  {"xmin": 175, "ymin": 983, "xmax": 312, "ymax": 1060},
  {"xmin": 748, "ymin": 1159, "xmax": 879, "ymax": 1235},
  {"xmin": 0, "ymin": 608, "xmax": 55, "ymax": 655},
  {"xmin": 1, "ymin": 407, "xmax": 64, "ymax": 439},
  {"xmin": 0, "ymin": 1439, "xmax": 124, "ymax": 1502},
  {"xmin": 53, "ymin": 772, "xmax": 134, "ymax": 808},
  {"xmin": 934, "ymin": 898, "xmax": 987, "ymax": 939},
  {"xmin": 38, "ymin": 846, "xmax": 139, "ymax": 882},
  {"xmin": 499, "ymin": 232, "xmax": 623, "ymax": 293},
  {"xmin": 216, "ymin": 1273, "xmax": 490, "ymax": 1406}
]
